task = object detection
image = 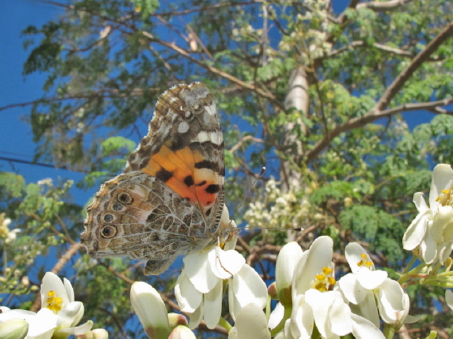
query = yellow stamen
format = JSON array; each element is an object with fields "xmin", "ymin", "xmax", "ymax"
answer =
[
  {"xmin": 357, "ymin": 253, "xmax": 374, "ymax": 269},
  {"xmin": 315, "ymin": 274, "xmax": 326, "ymax": 281},
  {"xmin": 46, "ymin": 290, "xmax": 63, "ymax": 313},
  {"xmin": 323, "ymin": 267, "xmax": 333, "ymax": 275}
]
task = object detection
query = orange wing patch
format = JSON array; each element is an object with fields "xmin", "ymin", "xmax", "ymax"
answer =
[{"xmin": 141, "ymin": 145, "xmax": 221, "ymax": 207}]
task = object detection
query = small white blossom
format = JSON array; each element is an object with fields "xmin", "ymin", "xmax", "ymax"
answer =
[
  {"xmin": 338, "ymin": 243, "xmax": 406, "ymax": 326},
  {"xmin": 0, "ymin": 272, "xmax": 106, "ymax": 339},
  {"xmin": 403, "ymin": 164, "xmax": 453, "ymax": 265}
]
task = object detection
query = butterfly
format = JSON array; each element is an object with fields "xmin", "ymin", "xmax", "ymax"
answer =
[{"xmin": 80, "ymin": 82, "xmax": 235, "ymax": 275}]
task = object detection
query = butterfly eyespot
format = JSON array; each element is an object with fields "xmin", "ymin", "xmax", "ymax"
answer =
[
  {"xmin": 103, "ymin": 214, "xmax": 114, "ymax": 222},
  {"xmin": 112, "ymin": 203, "xmax": 123, "ymax": 211},
  {"xmin": 100, "ymin": 225, "xmax": 117, "ymax": 238},
  {"xmin": 117, "ymin": 192, "xmax": 133, "ymax": 205}
]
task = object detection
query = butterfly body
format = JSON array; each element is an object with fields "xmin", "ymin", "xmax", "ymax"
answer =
[{"xmin": 81, "ymin": 82, "xmax": 233, "ymax": 275}]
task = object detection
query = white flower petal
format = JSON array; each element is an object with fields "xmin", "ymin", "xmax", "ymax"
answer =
[
  {"xmin": 63, "ymin": 278, "xmax": 75, "ymax": 303},
  {"xmin": 351, "ymin": 313, "xmax": 385, "ymax": 339},
  {"xmin": 328, "ymin": 290, "xmax": 353, "ymax": 336},
  {"xmin": 187, "ymin": 303, "xmax": 203, "ymax": 329},
  {"xmin": 130, "ymin": 282, "xmax": 170, "ymax": 335},
  {"xmin": 292, "ymin": 236, "xmax": 333, "ymax": 296},
  {"xmin": 306, "ymin": 289, "xmax": 351, "ymax": 338},
  {"xmin": 420, "ymin": 228, "xmax": 438, "ymax": 264},
  {"xmin": 356, "ymin": 268, "xmax": 387, "ymax": 290},
  {"xmin": 27, "ymin": 308, "xmax": 58, "ymax": 338},
  {"xmin": 0, "ymin": 319, "xmax": 28, "ymax": 339},
  {"xmin": 169, "ymin": 325, "xmax": 197, "ymax": 339},
  {"xmin": 403, "ymin": 206, "xmax": 429, "ymax": 250},
  {"xmin": 345, "ymin": 243, "xmax": 369, "ymax": 273},
  {"xmin": 58, "ymin": 320, "xmax": 93, "ymax": 335},
  {"xmin": 289, "ymin": 295, "xmax": 313, "ymax": 339},
  {"xmin": 232, "ymin": 265, "xmax": 267, "ymax": 309},
  {"xmin": 376, "ymin": 279, "xmax": 405, "ymax": 324},
  {"xmin": 228, "ymin": 326, "xmax": 238, "ymax": 339},
  {"xmin": 211, "ymin": 248, "xmax": 245, "ymax": 279},
  {"xmin": 203, "ymin": 279, "xmax": 223, "ymax": 329},
  {"xmin": 268, "ymin": 302, "xmax": 284, "ymax": 330},
  {"xmin": 438, "ymin": 242, "xmax": 453, "ymax": 264},
  {"xmin": 431, "ymin": 205, "xmax": 453, "ymax": 242},
  {"xmin": 413, "ymin": 191, "xmax": 429, "ymax": 213},
  {"xmin": 234, "ymin": 303, "xmax": 270, "ymax": 339},
  {"xmin": 429, "ymin": 164, "xmax": 453, "ymax": 210},
  {"xmin": 57, "ymin": 301, "xmax": 83, "ymax": 328},
  {"xmin": 0, "ymin": 309, "xmax": 36, "ymax": 323},
  {"xmin": 175, "ymin": 272, "xmax": 202, "ymax": 313},
  {"xmin": 184, "ymin": 249, "xmax": 218, "ymax": 293},
  {"xmin": 276, "ymin": 242, "xmax": 303, "ymax": 293},
  {"xmin": 338, "ymin": 273, "xmax": 366, "ymax": 304}
]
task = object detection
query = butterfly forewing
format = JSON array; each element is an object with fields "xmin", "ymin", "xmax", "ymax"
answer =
[{"xmin": 81, "ymin": 82, "xmax": 229, "ymax": 275}]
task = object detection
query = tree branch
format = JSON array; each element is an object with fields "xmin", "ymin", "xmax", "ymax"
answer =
[
  {"xmin": 141, "ymin": 32, "xmax": 283, "ymax": 108},
  {"xmin": 328, "ymin": 40, "xmax": 439, "ymax": 61},
  {"xmin": 304, "ymin": 22, "xmax": 453, "ymax": 163},
  {"xmin": 357, "ymin": 0, "xmax": 411, "ymax": 12}
]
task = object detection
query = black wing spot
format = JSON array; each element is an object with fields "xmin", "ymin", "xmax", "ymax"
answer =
[
  {"xmin": 112, "ymin": 203, "xmax": 123, "ymax": 211},
  {"xmin": 101, "ymin": 225, "xmax": 117, "ymax": 238},
  {"xmin": 196, "ymin": 180, "xmax": 207, "ymax": 187},
  {"xmin": 117, "ymin": 192, "xmax": 134, "ymax": 205},
  {"xmin": 206, "ymin": 184, "xmax": 221, "ymax": 194},
  {"xmin": 156, "ymin": 168, "xmax": 173, "ymax": 182},
  {"xmin": 184, "ymin": 175, "xmax": 194, "ymax": 187},
  {"xmin": 147, "ymin": 211, "xmax": 159, "ymax": 224},
  {"xmin": 195, "ymin": 160, "xmax": 217, "ymax": 171},
  {"xmin": 170, "ymin": 136, "xmax": 185, "ymax": 151},
  {"xmin": 103, "ymin": 214, "xmax": 114, "ymax": 222}
]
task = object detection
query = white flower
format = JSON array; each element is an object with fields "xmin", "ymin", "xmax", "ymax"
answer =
[
  {"xmin": 0, "ymin": 318, "xmax": 28, "ymax": 339},
  {"xmin": 403, "ymin": 164, "xmax": 453, "ymax": 264},
  {"xmin": 175, "ymin": 207, "xmax": 267, "ymax": 329},
  {"xmin": 0, "ymin": 272, "xmax": 105, "ymax": 339},
  {"xmin": 130, "ymin": 282, "xmax": 171, "ymax": 338},
  {"xmin": 288, "ymin": 236, "xmax": 383, "ymax": 339},
  {"xmin": 0, "ymin": 308, "xmax": 57, "ymax": 339},
  {"xmin": 268, "ymin": 242, "xmax": 304, "ymax": 332},
  {"xmin": 338, "ymin": 243, "xmax": 405, "ymax": 326},
  {"xmin": 0, "ymin": 216, "xmax": 20, "ymax": 244}
]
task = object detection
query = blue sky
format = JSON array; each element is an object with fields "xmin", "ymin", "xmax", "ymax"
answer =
[{"xmin": 0, "ymin": 1, "xmax": 93, "ymax": 204}]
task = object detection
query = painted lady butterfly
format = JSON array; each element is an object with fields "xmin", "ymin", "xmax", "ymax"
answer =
[{"xmin": 80, "ymin": 82, "xmax": 235, "ymax": 275}]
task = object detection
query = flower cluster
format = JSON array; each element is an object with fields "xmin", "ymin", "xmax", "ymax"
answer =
[
  {"xmin": 0, "ymin": 272, "xmax": 107, "ymax": 339},
  {"xmin": 245, "ymin": 178, "xmax": 311, "ymax": 230},
  {"xmin": 5, "ymin": 164, "xmax": 453, "ymax": 338},
  {"xmin": 129, "ymin": 165, "xmax": 453, "ymax": 338}
]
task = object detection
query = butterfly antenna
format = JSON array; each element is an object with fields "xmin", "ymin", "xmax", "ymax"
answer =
[{"xmin": 236, "ymin": 166, "xmax": 266, "ymax": 212}]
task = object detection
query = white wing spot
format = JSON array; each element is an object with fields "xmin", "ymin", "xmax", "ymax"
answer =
[
  {"xmin": 185, "ymin": 111, "xmax": 191, "ymax": 118},
  {"xmin": 209, "ymin": 131, "xmax": 223, "ymax": 145},
  {"xmin": 197, "ymin": 131, "xmax": 209, "ymax": 143},
  {"xmin": 178, "ymin": 121, "xmax": 190, "ymax": 134},
  {"xmin": 205, "ymin": 102, "xmax": 217, "ymax": 115}
]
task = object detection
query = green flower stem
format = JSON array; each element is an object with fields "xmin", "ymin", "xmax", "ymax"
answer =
[
  {"xmin": 218, "ymin": 317, "xmax": 232, "ymax": 331},
  {"xmin": 398, "ymin": 262, "xmax": 426, "ymax": 285},
  {"xmin": 269, "ymin": 305, "xmax": 292, "ymax": 337},
  {"xmin": 383, "ymin": 323, "xmax": 396, "ymax": 339},
  {"xmin": 401, "ymin": 255, "xmax": 418, "ymax": 275}
]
